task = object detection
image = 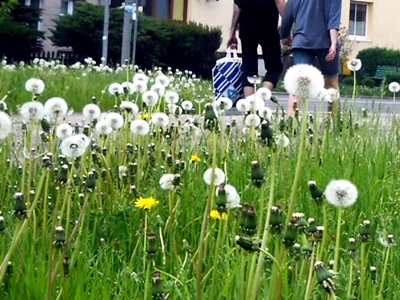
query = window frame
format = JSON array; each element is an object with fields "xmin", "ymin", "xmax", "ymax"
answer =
[{"xmin": 349, "ymin": 1, "xmax": 370, "ymax": 41}]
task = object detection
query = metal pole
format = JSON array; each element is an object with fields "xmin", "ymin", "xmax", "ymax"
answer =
[
  {"xmin": 102, "ymin": 0, "xmax": 110, "ymax": 64},
  {"xmin": 131, "ymin": 3, "xmax": 139, "ymax": 66},
  {"xmin": 121, "ymin": 0, "xmax": 134, "ymax": 65}
]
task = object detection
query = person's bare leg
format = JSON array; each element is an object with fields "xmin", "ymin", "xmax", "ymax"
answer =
[{"xmin": 244, "ymin": 86, "xmax": 255, "ymax": 97}]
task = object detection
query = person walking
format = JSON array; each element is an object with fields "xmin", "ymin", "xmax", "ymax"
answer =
[
  {"xmin": 227, "ymin": 0, "xmax": 286, "ymax": 97},
  {"xmin": 280, "ymin": 0, "xmax": 342, "ymax": 116}
]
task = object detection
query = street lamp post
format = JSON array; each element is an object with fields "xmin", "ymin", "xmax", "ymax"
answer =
[
  {"xmin": 102, "ymin": 0, "xmax": 110, "ymax": 64},
  {"xmin": 121, "ymin": 0, "xmax": 134, "ymax": 65}
]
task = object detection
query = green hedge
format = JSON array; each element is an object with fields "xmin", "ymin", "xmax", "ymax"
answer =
[
  {"xmin": 51, "ymin": 3, "xmax": 222, "ymax": 78},
  {"xmin": 356, "ymin": 47, "xmax": 400, "ymax": 80}
]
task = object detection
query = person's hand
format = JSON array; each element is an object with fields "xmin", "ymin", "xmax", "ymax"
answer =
[
  {"xmin": 281, "ymin": 36, "xmax": 292, "ymax": 46},
  {"xmin": 227, "ymin": 33, "xmax": 238, "ymax": 50},
  {"xmin": 326, "ymin": 43, "xmax": 337, "ymax": 62}
]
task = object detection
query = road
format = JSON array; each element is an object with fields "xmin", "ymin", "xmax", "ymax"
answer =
[{"xmin": 226, "ymin": 93, "xmax": 400, "ymax": 116}]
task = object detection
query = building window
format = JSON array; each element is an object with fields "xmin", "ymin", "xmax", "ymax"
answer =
[
  {"xmin": 349, "ymin": 2, "xmax": 368, "ymax": 37},
  {"xmin": 60, "ymin": 0, "xmax": 74, "ymax": 15}
]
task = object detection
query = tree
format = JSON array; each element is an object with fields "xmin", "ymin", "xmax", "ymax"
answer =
[
  {"xmin": 50, "ymin": 2, "xmax": 222, "ymax": 77},
  {"xmin": 0, "ymin": 0, "xmax": 44, "ymax": 60}
]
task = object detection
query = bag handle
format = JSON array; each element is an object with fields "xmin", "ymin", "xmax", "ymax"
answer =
[{"xmin": 226, "ymin": 47, "xmax": 239, "ymax": 59}]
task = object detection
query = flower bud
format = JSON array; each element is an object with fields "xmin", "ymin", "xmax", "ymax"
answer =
[
  {"xmin": 301, "ymin": 239, "xmax": 316, "ymax": 259},
  {"xmin": 315, "ymin": 261, "xmax": 336, "ymax": 294},
  {"xmin": 147, "ymin": 231, "xmax": 158, "ymax": 256},
  {"xmin": 152, "ymin": 271, "xmax": 164, "ymax": 300},
  {"xmin": 235, "ymin": 235, "xmax": 259, "ymax": 252},
  {"xmin": 293, "ymin": 212, "xmax": 307, "ymax": 232},
  {"xmin": 269, "ymin": 205, "xmax": 283, "ymax": 234},
  {"xmin": 215, "ymin": 184, "xmax": 228, "ymax": 212},
  {"xmin": 85, "ymin": 171, "xmax": 96, "ymax": 191},
  {"xmin": 370, "ymin": 266, "xmax": 377, "ymax": 284},
  {"xmin": 0, "ymin": 216, "xmax": 6, "ymax": 233},
  {"xmin": 283, "ymin": 220, "xmax": 298, "ymax": 247},
  {"xmin": 348, "ymin": 238, "xmax": 357, "ymax": 259},
  {"xmin": 57, "ymin": 164, "xmax": 69, "ymax": 185},
  {"xmin": 316, "ymin": 226, "xmax": 324, "ymax": 241},
  {"xmin": 53, "ymin": 226, "xmax": 65, "ymax": 248},
  {"xmin": 359, "ymin": 220, "xmax": 371, "ymax": 242},
  {"xmin": 308, "ymin": 181, "xmax": 324, "ymax": 205},
  {"xmin": 251, "ymin": 161, "xmax": 264, "ymax": 188},
  {"xmin": 14, "ymin": 192, "xmax": 26, "ymax": 218},
  {"xmin": 307, "ymin": 218, "xmax": 318, "ymax": 236},
  {"xmin": 239, "ymin": 204, "xmax": 257, "ymax": 236},
  {"xmin": 63, "ymin": 256, "xmax": 69, "ymax": 277}
]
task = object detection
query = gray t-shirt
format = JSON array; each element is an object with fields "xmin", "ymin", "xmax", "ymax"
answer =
[{"xmin": 280, "ymin": 0, "xmax": 342, "ymax": 50}]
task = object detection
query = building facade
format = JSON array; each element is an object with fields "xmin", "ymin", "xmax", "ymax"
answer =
[{"xmin": 32, "ymin": 0, "xmax": 400, "ymax": 56}]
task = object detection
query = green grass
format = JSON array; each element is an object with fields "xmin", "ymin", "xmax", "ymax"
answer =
[{"xmin": 0, "ymin": 61, "xmax": 399, "ymax": 299}]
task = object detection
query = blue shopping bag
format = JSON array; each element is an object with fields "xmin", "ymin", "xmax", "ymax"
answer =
[{"xmin": 212, "ymin": 48, "xmax": 244, "ymax": 104}]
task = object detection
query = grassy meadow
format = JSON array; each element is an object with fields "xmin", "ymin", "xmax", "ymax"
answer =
[{"xmin": 0, "ymin": 58, "xmax": 399, "ymax": 300}]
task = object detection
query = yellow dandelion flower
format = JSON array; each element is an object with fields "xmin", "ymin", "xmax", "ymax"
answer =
[
  {"xmin": 210, "ymin": 209, "xmax": 228, "ymax": 220},
  {"xmin": 190, "ymin": 155, "xmax": 201, "ymax": 163},
  {"xmin": 48, "ymin": 135, "xmax": 54, "ymax": 141},
  {"xmin": 135, "ymin": 196, "xmax": 159, "ymax": 210},
  {"xmin": 140, "ymin": 113, "xmax": 150, "ymax": 120}
]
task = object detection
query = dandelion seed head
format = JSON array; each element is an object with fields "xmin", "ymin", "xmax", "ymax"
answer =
[
  {"xmin": 130, "ymin": 119, "xmax": 150, "ymax": 135},
  {"xmin": 95, "ymin": 120, "xmax": 112, "ymax": 135},
  {"xmin": 389, "ymin": 81, "xmax": 400, "ymax": 93},
  {"xmin": 347, "ymin": 58, "xmax": 362, "ymax": 71},
  {"xmin": 83, "ymin": 104, "xmax": 101, "ymax": 120},
  {"xmin": 20, "ymin": 101, "xmax": 45, "ymax": 121},
  {"xmin": 203, "ymin": 167, "xmax": 226, "ymax": 186},
  {"xmin": 60, "ymin": 134, "xmax": 89, "ymax": 158},
  {"xmin": 56, "ymin": 123, "xmax": 73, "ymax": 140},
  {"xmin": 0, "ymin": 111, "xmax": 12, "ymax": 140},
  {"xmin": 151, "ymin": 112, "xmax": 169, "ymax": 127},
  {"xmin": 325, "ymin": 179, "xmax": 358, "ymax": 208},
  {"xmin": 105, "ymin": 112, "xmax": 124, "ymax": 130},
  {"xmin": 284, "ymin": 64, "xmax": 324, "ymax": 99},
  {"xmin": 44, "ymin": 97, "xmax": 68, "ymax": 119},
  {"xmin": 108, "ymin": 83, "xmax": 124, "ymax": 95},
  {"xmin": 25, "ymin": 78, "xmax": 45, "ymax": 94},
  {"xmin": 142, "ymin": 90, "xmax": 159, "ymax": 106}
]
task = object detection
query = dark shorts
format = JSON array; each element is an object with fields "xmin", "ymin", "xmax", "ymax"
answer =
[
  {"xmin": 239, "ymin": 33, "xmax": 283, "ymax": 88},
  {"xmin": 292, "ymin": 48, "xmax": 340, "ymax": 78}
]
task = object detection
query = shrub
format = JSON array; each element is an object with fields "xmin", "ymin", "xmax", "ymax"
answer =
[
  {"xmin": 50, "ymin": 3, "xmax": 222, "ymax": 78},
  {"xmin": 362, "ymin": 77, "xmax": 375, "ymax": 88},
  {"xmin": 342, "ymin": 76, "xmax": 354, "ymax": 86},
  {"xmin": 356, "ymin": 47, "xmax": 400, "ymax": 80},
  {"xmin": 385, "ymin": 72, "xmax": 400, "ymax": 84}
]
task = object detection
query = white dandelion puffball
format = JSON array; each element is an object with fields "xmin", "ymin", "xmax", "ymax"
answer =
[
  {"xmin": 20, "ymin": 101, "xmax": 45, "ymax": 121},
  {"xmin": 245, "ymin": 114, "xmax": 261, "ymax": 127},
  {"xmin": 275, "ymin": 134, "xmax": 290, "ymax": 148},
  {"xmin": 0, "ymin": 111, "xmax": 12, "ymax": 140},
  {"xmin": 258, "ymin": 107, "xmax": 273, "ymax": 122},
  {"xmin": 256, "ymin": 87, "xmax": 272, "ymax": 101},
  {"xmin": 284, "ymin": 64, "xmax": 325, "ymax": 99},
  {"xmin": 216, "ymin": 184, "xmax": 241, "ymax": 208},
  {"xmin": 389, "ymin": 82, "xmax": 400, "ymax": 93},
  {"xmin": 122, "ymin": 81, "xmax": 136, "ymax": 94},
  {"xmin": 83, "ymin": 103, "xmax": 101, "ymax": 120},
  {"xmin": 108, "ymin": 83, "xmax": 124, "ymax": 95},
  {"xmin": 44, "ymin": 97, "xmax": 68, "ymax": 119},
  {"xmin": 25, "ymin": 78, "xmax": 45, "ymax": 94},
  {"xmin": 165, "ymin": 91, "xmax": 179, "ymax": 104},
  {"xmin": 142, "ymin": 90, "xmax": 159, "ymax": 106},
  {"xmin": 317, "ymin": 88, "xmax": 331, "ymax": 102},
  {"xmin": 203, "ymin": 167, "xmax": 226, "ymax": 186},
  {"xmin": 159, "ymin": 174, "xmax": 176, "ymax": 190},
  {"xmin": 120, "ymin": 101, "xmax": 139, "ymax": 114},
  {"xmin": 246, "ymin": 95, "xmax": 265, "ymax": 111},
  {"xmin": 327, "ymin": 88, "xmax": 340, "ymax": 100},
  {"xmin": 347, "ymin": 58, "xmax": 362, "ymax": 72},
  {"xmin": 75, "ymin": 134, "xmax": 90, "ymax": 148},
  {"xmin": 60, "ymin": 134, "xmax": 89, "ymax": 158},
  {"xmin": 131, "ymin": 81, "xmax": 147, "ymax": 94},
  {"xmin": 105, "ymin": 112, "xmax": 124, "ymax": 130},
  {"xmin": 130, "ymin": 119, "xmax": 150, "ymax": 135},
  {"xmin": 325, "ymin": 179, "xmax": 358, "ymax": 208},
  {"xmin": 56, "ymin": 123, "xmax": 73, "ymax": 139},
  {"xmin": 236, "ymin": 99, "xmax": 250, "ymax": 113},
  {"xmin": 133, "ymin": 73, "xmax": 149, "ymax": 85},
  {"xmin": 181, "ymin": 100, "xmax": 193, "ymax": 111},
  {"xmin": 151, "ymin": 112, "xmax": 169, "ymax": 127},
  {"xmin": 95, "ymin": 120, "xmax": 113, "ymax": 135},
  {"xmin": 214, "ymin": 97, "xmax": 233, "ymax": 112},
  {"xmin": 155, "ymin": 74, "xmax": 170, "ymax": 87},
  {"xmin": 167, "ymin": 104, "xmax": 183, "ymax": 115},
  {"xmin": 150, "ymin": 83, "xmax": 166, "ymax": 96}
]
